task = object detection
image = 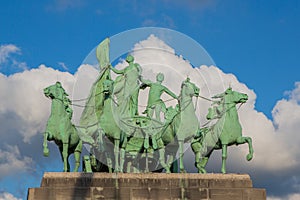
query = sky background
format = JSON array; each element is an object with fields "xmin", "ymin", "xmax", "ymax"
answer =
[{"xmin": 0, "ymin": 0, "xmax": 300, "ymax": 200}]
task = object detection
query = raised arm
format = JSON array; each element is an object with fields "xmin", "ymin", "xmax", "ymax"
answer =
[
  {"xmin": 110, "ymin": 65, "xmax": 125, "ymax": 74},
  {"xmin": 139, "ymin": 76, "xmax": 152, "ymax": 90}
]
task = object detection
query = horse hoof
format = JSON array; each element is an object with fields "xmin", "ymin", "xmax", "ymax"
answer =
[
  {"xmin": 43, "ymin": 148, "xmax": 49, "ymax": 157},
  {"xmin": 246, "ymin": 154, "xmax": 253, "ymax": 161}
]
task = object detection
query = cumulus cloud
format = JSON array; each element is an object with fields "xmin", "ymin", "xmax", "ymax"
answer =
[
  {"xmin": 0, "ymin": 45, "xmax": 20, "ymax": 64},
  {"xmin": 0, "ymin": 192, "xmax": 22, "ymax": 200},
  {"xmin": 0, "ymin": 145, "xmax": 33, "ymax": 177},
  {"xmin": 1, "ymin": 35, "xmax": 300, "ymax": 199},
  {"xmin": 0, "ymin": 64, "xmax": 97, "ymax": 198},
  {"xmin": 268, "ymin": 193, "xmax": 300, "ymax": 200},
  {"xmin": 0, "ymin": 65, "xmax": 75, "ymax": 142},
  {"xmin": 0, "ymin": 44, "xmax": 27, "ymax": 73},
  {"xmin": 112, "ymin": 35, "xmax": 300, "ymax": 198}
]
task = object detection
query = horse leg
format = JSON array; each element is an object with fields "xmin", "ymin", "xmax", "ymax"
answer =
[
  {"xmin": 167, "ymin": 145, "xmax": 179, "ymax": 172},
  {"xmin": 114, "ymin": 139, "xmax": 120, "ymax": 172},
  {"xmin": 43, "ymin": 132, "xmax": 50, "ymax": 157},
  {"xmin": 236, "ymin": 136, "xmax": 254, "ymax": 161},
  {"xmin": 179, "ymin": 140, "xmax": 185, "ymax": 173},
  {"xmin": 126, "ymin": 157, "xmax": 131, "ymax": 173},
  {"xmin": 167, "ymin": 154, "xmax": 174, "ymax": 169},
  {"xmin": 171, "ymin": 158, "xmax": 178, "ymax": 173},
  {"xmin": 120, "ymin": 135, "xmax": 127, "ymax": 172},
  {"xmin": 159, "ymin": 148, "xmax": 171, "ymax": 173},
  {"xmin": 221, "ymin": 144, "xmax": 228, "ymax": 174},
  {"xmin": 96, "ymin": 128, "xmax": 105, "ymax": 151},
  {"xmin": 73, "ymin": 140, "xmax": 82, "ymax": 172},
  {"xmin": 194, "ymin": 151, "xmax": 208, "ymax": 174},
  {"xmin": 105, "ymin": 150, "xmax": 113, "ymax": 173},
  {"xmin": 62, "ymin": 143, "xmax": 70, "ymax": 172}
]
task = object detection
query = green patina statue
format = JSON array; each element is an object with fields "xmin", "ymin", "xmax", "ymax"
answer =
[
  {"xmin": 191, "ymin": 87, "xmax": 253, "ymax": 173},
  {"xmin": 141, "ymin": 73, "xmax": 177, "ymax": 121},
  {"xmin": 43, "ymin": 37, "xmax": 254, "ymax": 174},
  {"xmin": 43, "ymin": 81, "xmax": 82, "ymax": 172},
  {"xmin": 110, "ymin": 55, "xmax": 142, "ymax": 117}
]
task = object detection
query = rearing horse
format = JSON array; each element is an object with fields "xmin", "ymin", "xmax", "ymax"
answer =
[
  {"xmin": 43, "ymin": 82, "xmax": 82, "ymax": 172},
  {"xmin": 191, "ymin": 87, "xmax": 253, "ymax": 173}
]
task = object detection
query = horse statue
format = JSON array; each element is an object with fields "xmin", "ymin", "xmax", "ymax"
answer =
[
  {"xmin": 191, "ymin": 87, "xmax": 254, "ymax": 173},
  {"xmin": 97, "ymin": 77, "xmax": 125, "ymax": 172},
  {"xmin": 43, "ymin": 81, "xmax": 82, "ymax": 172},
  {"xmin": 174, "ymin": 78, "xmax": 200, "ymax": 172},
  {"xmin": 78, "ymin": 66, "xmax": 125, "ymax": 172}
]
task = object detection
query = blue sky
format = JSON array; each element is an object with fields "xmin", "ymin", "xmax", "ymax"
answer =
[
  {"xmin": 1, "ymin": 0, "xmax": 299, "ymax": 116},
  {"xmin": 1, "ymin": 0, "xmax": 300, "ymax": 199}
]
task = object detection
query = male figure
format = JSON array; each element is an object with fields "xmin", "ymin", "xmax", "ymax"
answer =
[{"xmin": 141, "ymin": 73, "xmax": 177, "ymax": 121}]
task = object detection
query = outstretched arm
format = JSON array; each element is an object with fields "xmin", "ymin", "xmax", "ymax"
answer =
[
  {"xmin": 163, "ymin": 86, "xmax": 177, "ymax": 99},
  {"xmin": 139, "ymin": 76, "xmax": 152, "ymax": 85}
]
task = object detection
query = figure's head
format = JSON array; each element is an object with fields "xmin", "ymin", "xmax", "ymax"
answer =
[
  {"xmin": 156, "ymin": 73, "xmax": 164, "ymax": 82},
  {"xmin": 126, "ymin": 55, "xmax": 134, "ymax": 63},
  {"xmin": 56, "ymin": 81, "xmax": 62, "ymax": 87}
]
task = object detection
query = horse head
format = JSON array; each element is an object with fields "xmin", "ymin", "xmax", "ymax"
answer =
[
  {"xmin": 223, "ymin": 87, "xmax": 248, "ymax": 105},
  {"xmin": 181, "ymin": 78, "xmax": 200, "ymax": 98},
  {"xmin": 102, "ymin": 79, "xmax": 114, "ymax": 96},
  {"xmin": 44, "ymin": 81, "xmax": 66, "ymax": 101},
  {"xmin": 206, "ymin": 88, "xmax": 248, "ymax": 120}
]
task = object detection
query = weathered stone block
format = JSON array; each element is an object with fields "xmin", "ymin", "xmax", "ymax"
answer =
[{"xmin": 28, "ymin": 173, "xmax": 266, "ymax": 200}]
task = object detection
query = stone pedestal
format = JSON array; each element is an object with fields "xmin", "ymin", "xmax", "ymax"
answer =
[{"xmin": 27, "ymin": 172, "xmax": 266, "ymax": 200}]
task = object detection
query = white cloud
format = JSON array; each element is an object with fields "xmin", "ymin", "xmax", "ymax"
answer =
[
  {"xmin": 0, "ymin": 192, "xmax": 22, "ymax": 200},
  {"xmin": 0, "ymin": 44, "xmax": 27, "ymax": 73},
  {"xmin": 0, "ymin": 145, "xmax": 33, "ymax": 177},
  {"xmin": 1, "ymin": 35, "xmax": 300, "ymax": 198},
  {"xmin": 113, "ymin": 35, "xmax": 300, "ymax": 174},
  {"xmin": 0, "ymin": 45, "xmax": 20, "ymax": 64},
  {"xmin": 111, "ymin": 35, "xmax": 300, "ymax": 197},
  {"xmin": 0, "ymin": 65, "xmax": 75, "ymax": 142},
  {"xmin": 268, "ymin": 193, "xmax": 300, "ymax": 200},
  {"xmin": 58, "ymin": 62, "xmax": 69, "ymax": 71}
]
